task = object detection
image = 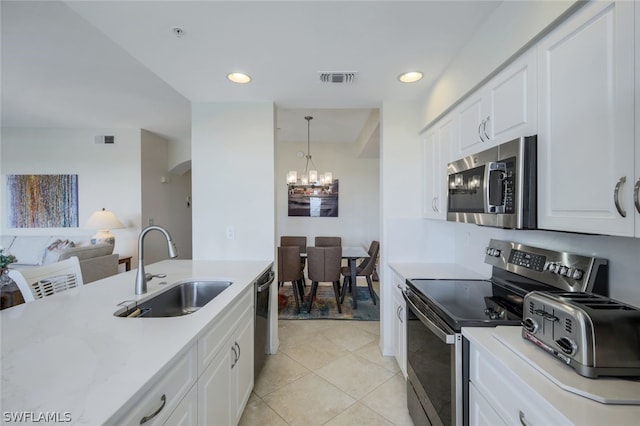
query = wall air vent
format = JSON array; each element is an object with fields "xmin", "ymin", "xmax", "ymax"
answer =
[
  {"xmin": 319, "ymin": 72, "xmax": 357, "ymax": 84},
  {"xmin": 95, "ymin": 135, "xmax": 115, "ymax": 144}
]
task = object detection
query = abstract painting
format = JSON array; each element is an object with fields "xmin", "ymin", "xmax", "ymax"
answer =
[
  {"xmin": 7, "ymin": 174, "xmax": 79, "ymax": 228},
  {"xmin": 288, "ymin": 179, "xmax": 339, "ymax": 217}
]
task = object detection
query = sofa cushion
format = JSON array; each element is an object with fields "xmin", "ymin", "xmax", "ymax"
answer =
[
  {"xmin": 43, "ymin": 239, "xmax": 76, "ymax": 264},
  {"xmin": 57, "ymin": 243, "xmax": 113, "ymax": 262},
  {"xmin": 8, "ymin": 236, "xmax": 54, "ymax": 266}
]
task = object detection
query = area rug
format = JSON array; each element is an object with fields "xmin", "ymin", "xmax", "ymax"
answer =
[{"xmin": 278, "ymin": 284, "xmax": 379, "ymax": 320}]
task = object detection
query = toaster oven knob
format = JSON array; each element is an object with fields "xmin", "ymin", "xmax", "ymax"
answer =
[
  {"xmin": 559, "ymin": 266, "xmax": 569, "ymax": 276},
  {"xmin": 522, "ymin": 317, "xmax": 538, "ymax": 333},
  {"xmin": 555, "ymin": 337, "xmax": 578, "ymax": 356}
]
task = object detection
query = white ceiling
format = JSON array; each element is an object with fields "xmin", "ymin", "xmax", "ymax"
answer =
[{"xmin": 1, "ymin": 1, "xmax": 502, "ymax": 146}]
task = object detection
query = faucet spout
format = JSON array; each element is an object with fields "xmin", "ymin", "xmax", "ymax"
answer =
[{"xmin": 135, "ymin": 225, "xmax": 179, "ymax": 295}]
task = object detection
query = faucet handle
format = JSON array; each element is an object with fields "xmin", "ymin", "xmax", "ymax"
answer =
[{"xmin": 145, "ymin": 273, "xmax": 167, "ymax": 281}]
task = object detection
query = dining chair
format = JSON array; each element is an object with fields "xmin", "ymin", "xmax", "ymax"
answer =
[
  {"xmin": 277, "ymin": 246, "xmax": 305, "ymax": 313},
  {"xmin": 8, "ymin": 256, "xmax": 84, "ymax": 303},
  {"xmin": 314, "ymin": 236, "xmax": 342, "ymax": 247},
  {"xmin": 340, "ymin": 240, "xmax": 379, "ymax": 305},
  {"xmin": 306, "ymin": 246, "xmax": 342, "ymax": 314},
  {"xmin": 280, "ymin": 236, "xmax": 307, "ymax": 287}
]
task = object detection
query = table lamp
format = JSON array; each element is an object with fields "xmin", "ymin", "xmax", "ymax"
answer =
[{"xmin": 86, "ymin": 208, "xmax": 125, "ymax": 245}]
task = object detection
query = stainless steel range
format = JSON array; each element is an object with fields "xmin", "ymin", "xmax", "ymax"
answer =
[{"xmin": 404, "ymin": 239, "xmax": 608, "ymax": 426}]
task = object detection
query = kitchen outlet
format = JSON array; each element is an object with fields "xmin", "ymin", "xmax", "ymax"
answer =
[{"xmin": 226, "ymin": 226, "xmax": 235, "ymax": 240}]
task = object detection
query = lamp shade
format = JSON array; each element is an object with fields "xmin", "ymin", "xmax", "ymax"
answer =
[{"xmin": 86, "ymin": 208, "xmax": 124, "ymax": 245}]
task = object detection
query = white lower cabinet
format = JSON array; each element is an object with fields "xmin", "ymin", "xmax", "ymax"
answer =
[
  {"xmin": 468, "ymin": 338, "xmax": 570, "ymax": 426},
  {"xmin": 113, "ymin": 285, "xmax": 255, "ymax": 426},
  {"xmin": 391, "ymin": 272, "xmax": 406, "ymax": 377},
  {"xmin": 199, "ymin": 300, "xmax": 254, "ymax": 426},
  {"xmin": 468, "ymin": 383, "xmax": 506, "ymax": 426},
  {"xmin": 164, "ymin": 384, "xmax": 198, "ymax": 426},
  {"xmin": 111, "ymin": 345, "xmax": 198, "ymax": 426}
]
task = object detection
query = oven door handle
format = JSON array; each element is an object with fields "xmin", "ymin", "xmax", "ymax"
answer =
[{"xmin": 403, "ymin": 292, "xmax": 455, "ymax": 344}]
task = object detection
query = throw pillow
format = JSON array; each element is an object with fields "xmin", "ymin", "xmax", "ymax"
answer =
[{"xmin": 43, "ymin": 239, "xmax": 76, "ymax": 264}]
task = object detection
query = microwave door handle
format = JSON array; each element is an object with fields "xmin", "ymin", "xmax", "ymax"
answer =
[{"xmin": 486, "ymin": 162, "xmax": 507, "ymax": 213}]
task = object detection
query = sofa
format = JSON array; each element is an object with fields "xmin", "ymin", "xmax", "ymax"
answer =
[{"xmin": 1, "ymin": 236, "xmax": 119, "ymax": 283}]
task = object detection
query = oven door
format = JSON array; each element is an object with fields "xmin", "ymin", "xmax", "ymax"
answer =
[{"xmin": 404, "ymin": 289, "xmax": 462, "ymax": 426}]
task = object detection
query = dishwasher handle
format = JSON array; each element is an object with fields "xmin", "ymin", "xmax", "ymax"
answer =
[{"xmin": 257, "ymin": 270, "xmax": 275, "ymax": 292}]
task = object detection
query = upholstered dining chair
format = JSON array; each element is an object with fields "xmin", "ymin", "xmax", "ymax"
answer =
[
  {"xmin": 314, "ymin": 236, "xmax": 342, "ymax": 247},
  {"xmin": 306, "ymin": 246, "xmax": 342, "ymax": 314},
  {"xmin": 8, "ymin": 256, "xmax": 84, "ymax": 303},
  {"xmin": 280, "ymin": 236, "xmax": 307, "ymax": 286},
  {"xmin": 340, "ymin": 240, "xmax": 379, "ymax": 306},
  {"xmin": 277, "ymin": 246, "xmax": 305, "ymax": 313}
]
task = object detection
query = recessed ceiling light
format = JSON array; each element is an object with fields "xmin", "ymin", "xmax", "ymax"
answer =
[
  {"xmin": 398, "ymin": 71, "xmax": 423, "ymax": 83},
  {"xmin": 227, "ymin": 72, "xmax": 252, "ymax": 84}
]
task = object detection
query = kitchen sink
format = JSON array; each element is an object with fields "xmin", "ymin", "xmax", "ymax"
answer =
[{"xmin": 115, "ymin": 280, "xmax": 233, "ymax": 318}]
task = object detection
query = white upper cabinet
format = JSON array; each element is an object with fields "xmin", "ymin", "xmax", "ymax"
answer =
[
  {"xmin": 635, "ymin": 1, "xmax": 640, "ymax": 236},
  {"xmin": 454, "ymin": 49, "xmax": 537, "ymax": 158},
  {"xmin": 423, "ymin": 115, "xmax": 454, "ymax": 220},
  {"xmin": 537, "ymin": 0, "xmax": 635, "ymax": 236}
]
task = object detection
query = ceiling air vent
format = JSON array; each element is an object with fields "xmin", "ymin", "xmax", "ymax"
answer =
[{"xmin": 319, "ymin": 71, "xmax": 357, "ymax": 84}]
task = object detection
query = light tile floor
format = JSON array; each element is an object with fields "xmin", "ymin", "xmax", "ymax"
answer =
[{"xmin": 239, "ymin": 319, "xmax": 414, "ymax": 426}]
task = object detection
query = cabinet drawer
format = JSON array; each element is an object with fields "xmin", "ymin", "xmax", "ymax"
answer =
[
  {"xmin": 198, "ymin": 288, "xmax": 253, "ymax": 374},
  {"xmin": 469, "ymin": 342, "xmax": 570, "ymax": 425},
  {"xmin": 112, "ymin": 344, "xmax": 198, "ymax": 426}
]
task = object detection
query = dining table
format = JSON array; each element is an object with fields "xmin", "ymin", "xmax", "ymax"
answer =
[{"xmin": 302, "ymin": 245, "xmax": 369, "ymax": 309}]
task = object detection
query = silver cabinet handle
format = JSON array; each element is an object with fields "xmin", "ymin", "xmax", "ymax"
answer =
[
  {"xmin": 231, "ymin": 344, "xmax": 238, "ymax": 368},
  {"xmin": 399, "ymin": 306, "xmax": 404, "ymax": 324},
  {"xmin": 478, "ymin": 120, "xmax": 485, "ymax": 142},
  {"xmin": 634, "ymin": 178, "xmax": 640, "ymax": 215},
  {"xmin": 518, "ymin": 410, "xmax": 531, "ymax": 426},
  {"xmin": 434, "ymin": 196, "xmax": 439, "ymax": 212},
  {"xmin": 140, "ymin": 394, "xmax": 166, "ymax": 424},
  {"xmin": 614, "ymin": 176, "xmax": 627, "ymax": 218},
  {"xmin": 482, "ymin": 116, "xmax": 490, "ymax": 141}
]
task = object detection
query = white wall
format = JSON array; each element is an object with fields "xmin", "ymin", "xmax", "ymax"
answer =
[
  {"xmin": 191, "ymin": 102, "xmax": 275, "ymax": 261},
  {"xmin": 275, "ymin": 140, "xmax": 379, "ymax": 247},
  {"xmin": 421, "ymin": 0, "xmax": 578, "ymax": 127},
  {"xmin": 141, "ymin": 130, "xmax": 192, "ymax": 264},
  {"xmin": 0, "ymin": 127, "xmax": 141, "ymax": 259}
]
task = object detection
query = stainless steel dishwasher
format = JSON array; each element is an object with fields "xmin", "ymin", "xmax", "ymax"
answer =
[{"xmin": 254, "ymin": 266, "xmax": 274, "ymax": 380}]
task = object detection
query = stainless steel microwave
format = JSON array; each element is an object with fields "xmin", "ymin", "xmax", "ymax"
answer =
[{"xmin": 447, "ymin": 135, "xmax": 537, "ymax": 229}]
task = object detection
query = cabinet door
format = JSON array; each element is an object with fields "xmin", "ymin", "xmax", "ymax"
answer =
[
  {"xmin": 468, "ymin": 382, "xmax": 507, "ymax": 426},
  {"xmin": 232, "ymin": 308, "xmax": 254, "ymax": 422},
  {"xmin": 164, "ymin": 384, "xmax": 197, "ymax": 426},
  {"xmin": 423, "ymin": 117, "xmax": 454, "ymax": 220},
  {"xmin": 456, "ymin": 94, "xmax": 486, "ymax": 156},
  {"xmin": 538, "ymin": 0, "xmax": 635, "ymax": 236},
  {"xmin": 392, "ymin": 284, "xmax": 406, "ymax": 378},
  {"xmin": 198, "ymin": 343, "xmax": 233, "ymax": 426},
  {"xmin": 636, "ymin": 0, "xmax": 640, "ymax": 237},
  {"xmin": 487, "ymin": 50, "xmax": 537, "ymax": 144}
]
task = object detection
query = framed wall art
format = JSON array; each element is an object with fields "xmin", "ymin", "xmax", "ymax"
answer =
[{"xmin": 7, "ymin": 174, "xmax": 79, "ymax": 228}]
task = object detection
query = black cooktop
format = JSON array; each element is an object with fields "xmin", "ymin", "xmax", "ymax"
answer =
[{"xmin": 406, "ymin": 278, "xmax": 524, "ymax": 331}]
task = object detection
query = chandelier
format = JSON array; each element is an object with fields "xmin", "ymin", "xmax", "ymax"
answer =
[{"xmin": 286, "ymin": 116, "xmax": 332, "ymax": 188}]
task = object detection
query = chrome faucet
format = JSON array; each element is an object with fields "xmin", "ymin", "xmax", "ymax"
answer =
[{"xmin": 135, "ymin": 225, "xmax": 179, "ymax": 295}]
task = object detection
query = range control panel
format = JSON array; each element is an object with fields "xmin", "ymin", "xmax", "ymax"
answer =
[{"xmin": 484, "ymin": 239, "xmax": 607, "ymax": 293}]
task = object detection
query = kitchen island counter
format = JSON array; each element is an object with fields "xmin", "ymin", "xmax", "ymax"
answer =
[{"xmin": 0, "ymin": 259, "xmax": 272, "ymax": 425}]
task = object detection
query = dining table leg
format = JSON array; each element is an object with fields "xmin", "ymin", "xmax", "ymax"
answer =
[{"xmin": 349, "ymin": 257, "xmax": 357, "ymax": 309}]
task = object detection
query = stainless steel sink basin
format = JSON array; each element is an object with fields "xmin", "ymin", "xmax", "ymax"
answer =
[{"xmin": 115, "ymin": 280, "xmax": 233, "ymax": 318}]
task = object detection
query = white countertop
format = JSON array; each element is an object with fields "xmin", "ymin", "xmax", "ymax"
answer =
[
  {"xmin": 463, "ymin": 327, "xmax": 640, "ymax": 424},
  {"xmin": 0, "ymin": 259, "xmax": 272, "ymax": 425},
  {"xmin": 388, "ymin": 262, "xmax": 487, "ymax": 281}
]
